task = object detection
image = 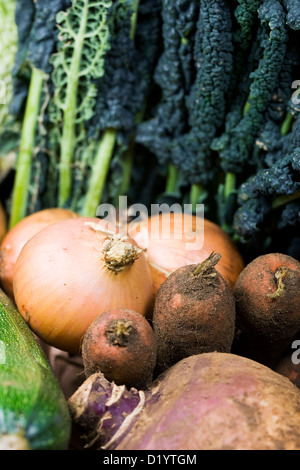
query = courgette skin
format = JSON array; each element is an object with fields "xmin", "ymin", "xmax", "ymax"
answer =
[{"xmin": 0, "ymin": 289, "xmax": 71, "ymax": 450}]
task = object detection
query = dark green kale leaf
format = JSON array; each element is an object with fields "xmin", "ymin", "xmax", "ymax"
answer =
[
  {"xmin": 216, "ymin": 0, "xmax": 289, "ymax": 175},
  {"xmin": 234, "ymin": 113, "xmax": 300, "ymax": 247},
  {"xmin": 169, "ymin": 0, "xmax": 233, "ymax": 185},
  {"xmin": 136, "ymin": 0, "xmax": 199, "ymax": 172},
  {"xmin": 89, "ymin": 0, "xmax": 161, "ymax": 137},
  {"xmin": 80, "ymin": 0, "xmax": 162, "ymax": 216},
  {"xmin": 283, "ymin": 0, "xmax": 300, "ymax": 31},
  {"xmin": 10, "ymin": 0, "xmax": 71, "ymax": 117}
]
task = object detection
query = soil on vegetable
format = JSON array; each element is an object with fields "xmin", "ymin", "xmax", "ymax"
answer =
[
  {"xmin": 232, "ymin": 253, "xmax": 300, "ymax": 369},
  {"xmin": 153, "ymin": 255, "xmax": 236, "ymax": 374},
  {"xmin": 82, "ymin": 310, "xmax": 157, "ymax": 390}
]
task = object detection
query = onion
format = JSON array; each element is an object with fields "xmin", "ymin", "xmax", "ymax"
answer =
[
  {"xmin": 13, "ymin": 217, "xmax": 154, "ymax": 354},
  {"xmin": 128, "ymin": 212, "xmax": 244, "ymax": 295},
  {"xmin": 0, "ymin": 208, "xmax": 79, "ymax": 299}
]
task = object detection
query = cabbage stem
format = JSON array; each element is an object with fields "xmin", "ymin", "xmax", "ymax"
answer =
[
  {"xmin": 224, "ymin": 172, "xmax": 236, "ymax": 200},
  {"xmin": 272, "ymin": 189, "xmax": 300, "ymax": 209},
  {"xmin": 165, "ymin": 165, "xmax": 179, "ymax": 194},
  {"xmin": 118, "ymin": 135, "xmax": 135, "ymax": 198},
  {"xmin": 190, "ymin": 183, "xmax": 205, "ymax": 212},
  {"xmin": 281, "ymin": 112, "xmax": 293, "ymax": 136},
  {"xmin": 9, "ymin": 66, "xmax": 44, "ymax": 228},
  {"xmin": 58, "ymin": 0, "xmax": 89, "ymax": 208},
  {"xmin": 81, "ymin": 128, "xmax": 117, "ymax": 217}
]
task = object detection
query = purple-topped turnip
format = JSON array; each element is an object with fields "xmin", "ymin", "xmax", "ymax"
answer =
[{"xmin": 68, "ymin": 351, "xmax": 300, "ymax": 450}]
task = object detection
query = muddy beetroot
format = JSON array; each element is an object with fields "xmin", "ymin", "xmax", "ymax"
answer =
[
  {"xmin": 152, "ymin": 253, "xmax": 236, "ymax": 373},
  {"xmin": 233, "ymin": 253, "xmax": 300, "ymax": 368},
  {"xmin": 81, "ymin": 309, "xmax": 157, "ymax": 390}
]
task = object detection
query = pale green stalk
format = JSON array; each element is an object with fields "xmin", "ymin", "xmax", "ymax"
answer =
[
  {"xmin": 190, "ymin": 183, "xmax": 205, "ymax": 211},
  {"xmin": 81, "ymin": 0, "xmax": 140, "ymax": 215},
  {"xmin": 58, "ymin": 0, "xmax": 89, "ymax": 207},
  {"xmin": 165, "ymin": 165, "xmax": 179, "ymax": 194},
  {"xmin": 81, "ymin": 128, "xmax": 117, "ymax": 217},
  {"xmin": 9, "ymin": 67, "xmax": 44, "ymax": 228}
]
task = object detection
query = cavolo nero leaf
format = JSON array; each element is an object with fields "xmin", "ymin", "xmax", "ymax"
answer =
[
  {"xmin": 0, "ymin": 0, "xmax": 18, "ymax": 130},
  {"xmin": 80, "ymin": 0, "xmax": 162, "ymax": 217},
  {"xmin": 8, "ymin": 0, "xmax": 71, "ymax": 228},
  {"xmin": 0, "ymin": 0, "xmax": 19, "ymax": 185},
  {"xmin": 48, "ymin": 0, "xmax": 112, "ymax": 209}
]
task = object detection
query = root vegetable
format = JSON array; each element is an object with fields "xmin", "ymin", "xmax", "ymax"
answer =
[
  {"xmin": 82, "ymin": 309, "xmax": 157, "ymax": 390},
  {"xmin": 0, "ymin": 208, "xmax": 78, "ymax": 299},
  {"xmin": 233, "ymin": 253, "xmax": 300, "ymax": 368},
  {"xmin": 152, "ymin": 252, "xmax": 236, "ymax": 373},
  {"xmin": 68, "ymin": 352, "xmax": 300, "ymax": 450}
]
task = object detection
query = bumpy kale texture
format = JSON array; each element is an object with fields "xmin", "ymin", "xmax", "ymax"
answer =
[
  {"xmin": 234, "ymin": 113, "xmax": 300, "ymax": 253},
  {"xmin": 284, "ymin": 0, "xmax": 300, "ymax": 31},
  {"xmin": 216, "ymin": 0, "xmax": 288, "ymax": 174},
  {"xmin": 10, "ymin": 0, "xmax": 71, "ymax": 116},
  {"xmin": 89, "ymin": 0, "xmax": 161, "ymax": 137},
  {"xmin": 136, "ymin": 0, "xmax": 199, "ymax": 174}
]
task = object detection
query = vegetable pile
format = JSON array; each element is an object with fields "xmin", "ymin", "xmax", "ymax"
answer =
[
  {"xmin": 0, "ymin": 211, "xmax": 300, "ymax": 450},
  {"xmin": 0, "ymin": 0, "xmax": 299, "ymax": 263}
]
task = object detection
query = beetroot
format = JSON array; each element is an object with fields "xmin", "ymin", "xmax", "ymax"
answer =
[
  {"xmin": 233, "ymin": 253, "xmax": 300, "ymax": 368},
  {"xmin": 152, "ymin": 253, "xmax": 236, "ymax": 373},
  {"xmin": 81, "ymin": 309, "xmax": 157, "ymax": 390}
]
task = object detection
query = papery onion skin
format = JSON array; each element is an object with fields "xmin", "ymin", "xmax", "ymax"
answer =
[
  {"xmin": 13, "ymin": 217, "xmax": 154, "ymax": 354},
  {"xmin": 0, "ymin": 208, "xmax": 79, "ymax": 299},
  {"xmin": 128, "ymin": 213, "xmax": 244, "ymax": 294}
]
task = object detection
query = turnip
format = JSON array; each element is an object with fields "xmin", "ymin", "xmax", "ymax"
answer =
[{"xmin": 68, "ymin": 352, "xmax": 300, "ymax": 450}]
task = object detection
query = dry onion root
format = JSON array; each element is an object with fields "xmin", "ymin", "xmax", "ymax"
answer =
[{"xmin": 13, "ymin": 217, "xmax": 154, "ymax": 353}]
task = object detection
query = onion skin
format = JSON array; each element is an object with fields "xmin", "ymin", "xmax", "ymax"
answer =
[
  {"xmin": 13, "ymin": 217, "xmax": 154, "ymax": 354},
  {"xmin": 0, "ymin": 208, "xmax": 78, "ymax": 299},
  {"xmin": 68, "ymin": 352, "xmax": 300, "ymax": 451},
  {"xmin": 128, "ymin": 213, "xmax": 244, "ymax": 295}
]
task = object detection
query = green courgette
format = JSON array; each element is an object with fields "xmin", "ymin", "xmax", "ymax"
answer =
[{"xmin": 0, "ymin": 289, "xmax": 71, "ymax": 450}]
